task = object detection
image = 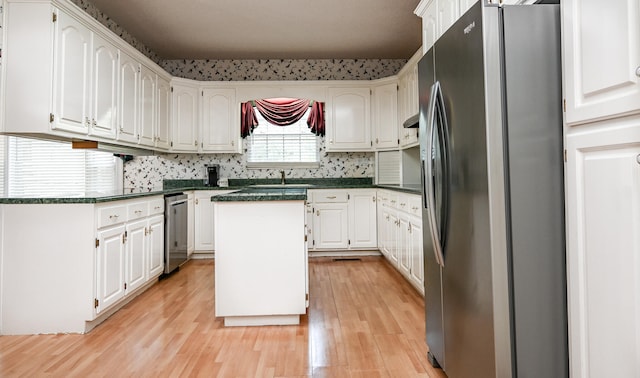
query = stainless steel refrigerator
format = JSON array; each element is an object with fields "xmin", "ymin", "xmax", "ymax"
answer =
[{"xmin": 418, "ymin": 2, "xmax": 567, "ymax": 377}]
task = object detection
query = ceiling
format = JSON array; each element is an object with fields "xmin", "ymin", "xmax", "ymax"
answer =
[{"xmin": 88, "ymin": 0, "xmax": 423, "ymax": 60}]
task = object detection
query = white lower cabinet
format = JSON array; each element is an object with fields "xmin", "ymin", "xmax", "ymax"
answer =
[
  {"xmin": 187, "ymin": 191, "xmax": 195, "ymax": 256},
  {"xmin": 376, "ymin": 189, "xmax": 425, "ymax": 294},
  {"xmin": 125, "ymin": 219, "xmax": 148, "ymax": 294},
  {"xmin": 308, "ymin": 189, "xmax": 377, "ymax": 251},
  {"xmin": 95, "ymin": 196, "xmax": 165, "ymax": 315},
  {"xmin": 408, "ymin": 217, "xmax": 424, "ymax": 291},
  {"xmin": 194, "ymin": 190, "xmax": 234, "ymax": 253},
  {"xmin": 313, "ymin": 202, "xmax": 349, "ymax": 250},
  {"xmin": 565, "ymin": 118, "xmax": 640, "ymax": 378},
  {"xmin": 95, "ymin": 225, "xmax": 126, "ymax": 315},
  {"xmin": 147, "ymin": 215, "xmax": 165, "ymax": 278},
  {"xmin": 348, "ymin": 190, "xmax": 378, "ymax": 248}
]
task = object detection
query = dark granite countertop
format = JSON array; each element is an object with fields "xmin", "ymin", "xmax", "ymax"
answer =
[
  {"xmin": 0, "ymin": 178, "xmax": 421, "ymax": 204},
  {"xmin": 210, "ymin": 187, "xmax": 307, "ymax": 202}
]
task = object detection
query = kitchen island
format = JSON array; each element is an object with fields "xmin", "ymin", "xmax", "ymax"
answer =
[{"xmin": 211, "ymin": 188, "xmax": 309, "ymax": 326}]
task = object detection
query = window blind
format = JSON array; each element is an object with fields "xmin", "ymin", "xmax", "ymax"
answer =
[
  {"xmin": 377, "ymin": 150, "xmax": 401, "ymax": 185},
  {"xmin": 5, "ymin": 137, "xmax": 119, "ymax": 196},
  {"xmin": 248, "ymin": 107, "xmax": 318, "ymax": 165}
]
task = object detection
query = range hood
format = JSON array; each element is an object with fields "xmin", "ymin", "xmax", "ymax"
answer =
[{"xmin": 402, "ymin": 113, "xmax": 419, "ymax": 128}]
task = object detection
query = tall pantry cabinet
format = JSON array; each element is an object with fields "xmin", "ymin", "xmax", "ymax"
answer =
[{"xmin": 562, "ymin": 0, "xmax": 640, "ymax": 377}]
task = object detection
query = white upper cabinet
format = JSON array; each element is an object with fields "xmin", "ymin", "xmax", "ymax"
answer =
[
  {"xmin": 398, "ymin": 53, "xmax": 420, "ymax": 148},
  {"xmin": 372, "ymin": 82, "xmax": 399, "ymax": 150},
  {"xmin": 438, "ymin": 0, "xmax": 459, "ymax": 37},
  {"xmin": 3, "ymin": 1, "xmax": 171, "ymax": 152},
  {"xmin": 139, "ymin": 65, "xmax": 156, "ymax": 147},
  {"xmin": 326, "ymin": 87, "xmax": 372, "ymax": 151},
  {"xmin": 416, "ymin": 0, "xmax": 438, "ymax": 53},
  {"xmin": 201, "ymin": 87, "xmax": 240, "ymax": 153},
  {"xmin": 156, "ymin": 76, "xmax": 172, "ymax": 149},
  {"xmin": 52, "ymin": 10, "xmax": 92, "ymax": 135},
  {"xmin": 171, "ymin": 81, "xmax": 199, "ymax": 152},
  {"xmin": 563, "ymin": 0, "xmax": 640, "ymax": 125},
  {"xmin": 89, "ymin": 33, "xmax": 118, "ymax": 139},
  {"xmin": 118, "ymin": 51, "xmax": 140, "ymax": 144},
  {"xmin": 459, "ymin": 0, "xmax": 476, "ymax": 16}
]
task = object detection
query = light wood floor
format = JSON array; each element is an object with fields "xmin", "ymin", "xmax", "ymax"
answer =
[{"xmin": 0, "ymin": 257, "xmax": 447, "ymax": 377}]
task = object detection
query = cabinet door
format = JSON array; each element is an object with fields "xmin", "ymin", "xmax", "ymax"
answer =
[
  {"xmin": 89, "ymin": 34, "xmax": 118, "ymax": 139},
  {"xmin": 566, "ymin": 121, "xmax": 640, "ymax": 378},
  {"xmin": 313, "ymin": 203, "xmax": 349, "ymax": 249},
  {"xmin": 409, "ymin": 218, "xmax": 424, "ymax": 294},
  {"xmin": 156, "ymin": 77, "xmax": 171, "ymax": 149},
  {"xmin": 326, "ymin": 87, "xmax": 372, "ymax": 151},
  {"xmin": 387, "ymin": 211, "xmax": 399, "ymax": 265},
  {"xmin": 52, "ymin": 11, "xmax": 91, "ymax": 134},
  {"xmin": 459, "ymin": 0, "xmax": 476, "ymax": 16},
  {"xmin": 171, "ymin": 83, "xmax": 199, "ymax": 151},
  {"xmin": 563, "ymin": 0, "xmax": 640, "ymax": 125},
  {"xmin": 373, "ymin": 83, "xmax": 399, "ymax": 150},
  {"xmin": 348, "ymin": 190, "xmax": 378, "ymax": 248},
  {"xmin": 421, "ymin": 0, "xmax": 438, "ymax": 53},
  {"xmin": 194, "ymin": 191, "xmax": 215, "ymax": 251},
  {"xmin": 118, "ymin": 51, "xmax": 140, "ymax": 143},
  {"xmin": 402, "ymin": 65, "xmax": 419, "ymax": 147},
  {"xmin": 201, "ymin": 88, "xmax": 239, "ymax": 152},
  {"xmin": 398, "ymin": 215, "xmax": 411, "ymax": 277},
  {"xmin": 147, "ymin": 215, "xmax": 165, "ymax": 279},
  {"xmin": 96, "ymin": 225, "xmax": 125, "ymax": 314},
  {"xmin": 125, "ymin": 219, "xmax": 147, "ymax": 293},
  {"xmin": 187, "ymin": 193, "xmax": 195, "ymax": 256},
  {"xmin": 306, "ymin": 201, "xmax": 315, "ymax": 250},
  {"xmin": 438, "ymin": 0, "xmax": 459, "ymax": 36},
  {"xmin": 139, "ymin": 65, "xmax": 156, "ymax": 147}
]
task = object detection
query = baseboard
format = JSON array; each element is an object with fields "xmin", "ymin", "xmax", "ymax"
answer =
[
  {"xmin": 308, "ymin": 250, "xmax": 382, "ymax": 258},
  {"xmin": 190, "ymin": 252, "xmax": 215, "ymax": 260}
]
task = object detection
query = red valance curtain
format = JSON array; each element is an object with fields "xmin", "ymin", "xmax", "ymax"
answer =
[
  {"xmin": 255, "ymin": 98, "xmax": 310, "ymax": 126},
  {"xmin": 240, "ymin": 102, "xmax": 258, "ymax": 138},
  {"xmin": 240, "ymin": 98, "xmax": 326, "ymax": 137},
  {"xmin": 306, "ymin": 101, "xmax": 325, "ymax": 136}
]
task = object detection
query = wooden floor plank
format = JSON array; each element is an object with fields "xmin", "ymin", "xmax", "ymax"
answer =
[{"xmin": 0, "ymin": 257, "xmax": 447, "ymax": 377}]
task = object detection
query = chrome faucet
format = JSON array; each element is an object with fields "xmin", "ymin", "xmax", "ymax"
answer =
[{"xmin": 280, "ymin": 170, "xmax": 286, "ymax": 185}]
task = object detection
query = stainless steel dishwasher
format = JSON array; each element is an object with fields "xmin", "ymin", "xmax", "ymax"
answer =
[{"xmin": 164, "ymin": 193, "xmax": 188, "ymax": 274}]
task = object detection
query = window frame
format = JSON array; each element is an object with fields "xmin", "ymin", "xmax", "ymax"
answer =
[{"xmin": 246, "ymin": 105, "xmax": 320, "ymax": 169}]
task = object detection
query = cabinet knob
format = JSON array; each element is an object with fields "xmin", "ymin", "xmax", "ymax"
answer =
[
  {"xmin": 636, "ymin": 66, "xmax": 640, "ymax": 77},
  {"xmin": 330, "ymin": 139, "xmax": 333, "ymax": 144},
  {"xmin": 195, "ymin": 199, "xmax": 199, "ymax": 205},
  {"xmin": 636, "ymin": 154, "xmax": 640, "ymax": 164}
]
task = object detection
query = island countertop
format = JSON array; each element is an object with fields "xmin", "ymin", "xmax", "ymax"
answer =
[{"xmin": 210, "ymin": 187, "xmax": 307, "ymax": 202}]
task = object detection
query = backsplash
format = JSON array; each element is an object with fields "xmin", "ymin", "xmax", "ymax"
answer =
[
  {"xmin": 162, "ymin": 59, "xmax": 406, "ymax": 81},
  {"xmin": 124, "ymin": 139, "xmax": 374, "ymax": 192}
]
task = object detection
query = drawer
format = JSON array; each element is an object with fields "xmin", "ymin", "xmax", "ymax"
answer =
[
  {"xmin": 127, "ymin": 202, "xmax": 149, "ymax": 221},
  {"xmin": 312, "ymin": 190, "xmax": 348, "ymax": 203},
  {"xmin": 97, "ymin": 204, "xmax": 127, "ymax": 228},
  {"xmin": 408, "ymin": 195, "xmax": 422, "ymax": 217},
  {"xmin": 148, "ymin": 198, "xmax": 165, "ymax": 215},
  {"xmin": 397, "ymin": 194, "xmax": 410, "ymax": 212},
  {"xmin": 387, "ymin": 192, "xmax": 399, "ymax": 208}
]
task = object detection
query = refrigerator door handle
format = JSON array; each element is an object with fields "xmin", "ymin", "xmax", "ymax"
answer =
[{"xmin": 425, "ymin": 81, "xmax": 450, "ymax": 268}]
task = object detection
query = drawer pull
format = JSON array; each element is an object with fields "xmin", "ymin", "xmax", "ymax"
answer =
[
  {"xmin": 109, "ymin": 215, "xmax": 119, "ymax": 220},
  {"xmin": 400, "ymin": 203, "xmax": 406, "ymax": 207},
  {"xmin": 326, "ymin": 196, "xmax": 337, "ymax": 199},
  {"xmin": 154, "ymin": 206, "xmax": 162, "ymax": 210},
  {"xmin": 134, "ymin": 210, "xmax": 142, "ymax": 214}
]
